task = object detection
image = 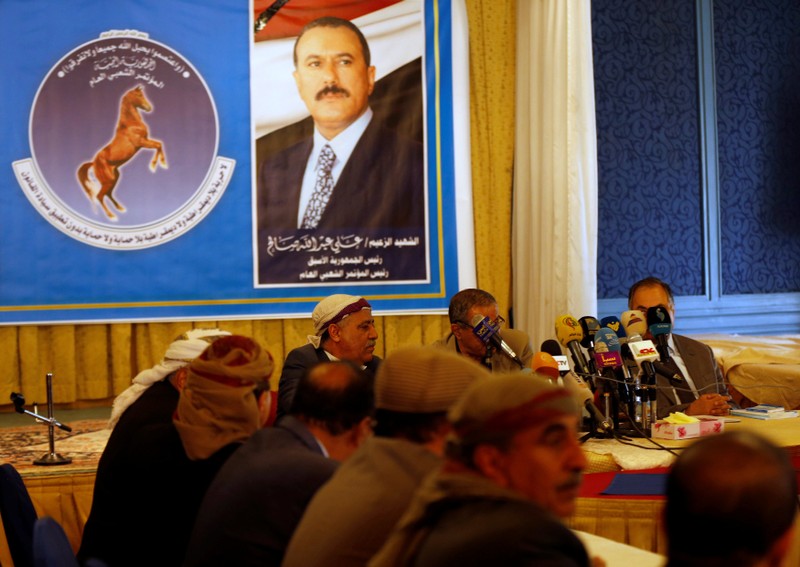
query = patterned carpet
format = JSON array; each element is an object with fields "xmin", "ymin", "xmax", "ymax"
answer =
[{"xmin": 0, "ymin": 419, "xmax": 109, "ymax": 477}]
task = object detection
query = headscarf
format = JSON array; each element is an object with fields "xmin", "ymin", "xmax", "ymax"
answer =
[
  {"xmin": 108, "ymin": 328, "xmax": 231, "ymax": 428},
  {"xmin": 307, "ymin": 294, "xmax": 371, "ymax": 348},
  {"xmin": 174, "ymin": 335, "xmax": 274, "ymax": 460}
]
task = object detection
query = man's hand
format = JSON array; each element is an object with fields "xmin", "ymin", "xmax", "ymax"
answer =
[{"xmin": 687, "ymin": 393, "xmax": 731, "ymax": 416}]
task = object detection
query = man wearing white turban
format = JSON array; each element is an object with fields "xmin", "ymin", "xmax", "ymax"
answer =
[
  {"xmin": 78, "ymin": 328, "xmax": 231, "ymax": 563},
  {"xmin": 277, "ymin": 294, "xmax": 380, "ymax": 417}
]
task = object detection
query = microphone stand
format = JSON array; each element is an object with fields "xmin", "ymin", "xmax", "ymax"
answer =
[
  {"xmin": 12, "ymin": 373, "xmax": 73, "ymax": 466},
  {"xmin": 575, "ymin": 371, "xmax": 617, "ymax": 443}
]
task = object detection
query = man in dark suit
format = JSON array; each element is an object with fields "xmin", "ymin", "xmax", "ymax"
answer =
[
  {"xmin": 628, "ymin": 277, "xmax": 731, "ymax": 418},
  {"xmin": 277, "ymin": 293, "xmax": 380, "ymax": 418},
  {"xmin": 184, "ymin": 360, "xmax": 374, "ymax": 567},
  {"xmin": 256, "ymin": 16, "xmax": 425, "ymax": 283}
]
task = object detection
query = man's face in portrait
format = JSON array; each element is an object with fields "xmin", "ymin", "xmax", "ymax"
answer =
[{"xmin": 293, "ymin": 25, "xmax": 376, "ymax": 140}]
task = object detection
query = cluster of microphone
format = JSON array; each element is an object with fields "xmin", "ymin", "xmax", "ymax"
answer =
[
  {"xmin": 540, "ymin": 308, "xmax": 683, "ymax": 437},
  {"xmin": 464, "ymin": 307, "xmax": 685, "ymax": 437}
]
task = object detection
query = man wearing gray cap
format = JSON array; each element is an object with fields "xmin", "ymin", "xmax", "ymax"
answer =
[
  {"xmin": 278, "ymin": 293, "xmax": 380, "ymax": 417},
  {"xmin": 371, "ymin": 373, "xmax": 593, "ymax": 567},
  {"xmin": 283, "ymin": 346, "xmax": 490, "ymax": 567}
]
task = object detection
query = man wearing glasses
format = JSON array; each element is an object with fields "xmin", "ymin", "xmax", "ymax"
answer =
[
  {"xmin": 432, "ymin": 288, "xmax": 533, "ymax": 372},
  {"xmin": 628, "ymin": 276, "xmax": 730, "ymax": 417}
]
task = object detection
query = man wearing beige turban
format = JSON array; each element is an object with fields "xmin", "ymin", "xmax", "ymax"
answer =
[
  {"xmin": 79, "ymin": 327, "xmax": 231, "ymax": 563},
  {"xmin": 80, "ymin": 335, "xmax": 274, "ymax": 567},
  {"xmin": 277, "ymin": 293, "xmax": 380, "ymax": 417}
]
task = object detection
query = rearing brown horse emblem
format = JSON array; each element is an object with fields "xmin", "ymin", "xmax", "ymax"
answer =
[{"xmin": 77, "ymin": 85, "xmax": 167, "ymax": 221}]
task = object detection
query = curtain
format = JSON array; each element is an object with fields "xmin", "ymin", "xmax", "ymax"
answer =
[
  {"xmin": 0, "ymin": 0, "xmax": 517, "ymax": 406},
  {"xmin": 512, "ymin": 0, "xmax": 598, "ymax": 350}
]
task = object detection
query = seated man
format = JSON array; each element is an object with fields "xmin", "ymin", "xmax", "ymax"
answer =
[
  {"xmin": 432, "ymin": 288, "xmax": 533, "ymax": 371},
  {"xmin": 94, "ymin": 335, "xmax": 274, "ymax": 567},
  {"xmin": 628, "ymin": 277, "xmax": 731, "ymax": 418},
  {"xmin": 78, "ymin": 327, "xmax": 231, "ymax": 563},
  {"xmin": 184, "ymin": 360, "xmax": 374, "ymax": 567},
  {"xmin": 283, "ymin": 346, "xmax": 490, "ymax": 567},
  {"xmin": 371, "ymin": 373, "xmax": 595, "ymax": 567},
  {"xmin": 665, "ymin": 430, "xmax": 798, "ymax": 567},
  {"xmin": 277, "ymin": 293, "xmax": 379, "ymax": 417}
]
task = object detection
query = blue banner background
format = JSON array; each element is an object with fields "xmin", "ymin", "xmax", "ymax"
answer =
[{"xmin": 0, "ymin": 0, "xmax": 465, "ymax": 324}]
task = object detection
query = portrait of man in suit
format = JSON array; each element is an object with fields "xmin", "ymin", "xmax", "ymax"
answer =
[{"xmin": 255, "ymin": 15, "xmax": 427, "ymax": 286}]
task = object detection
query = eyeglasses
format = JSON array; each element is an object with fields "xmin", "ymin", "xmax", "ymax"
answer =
[{"xmin": 457, "ymin": 315, "xmax": 506, "ymax": 330}]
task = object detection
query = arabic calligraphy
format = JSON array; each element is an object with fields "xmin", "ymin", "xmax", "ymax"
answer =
[
  {"xmin": 261, "ymin": 233, "xmax": 424, "ymax": 283},
  {"xmin": 57, "ymin": 33, "xmax": 191, "ymax": 88},
  {"xmin": 12, "ymin": 157, "xmax": 235, "ymax": 250}
]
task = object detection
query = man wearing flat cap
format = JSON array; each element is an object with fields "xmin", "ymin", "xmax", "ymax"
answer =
[
  {"xmin": 277, "ymin": 293, "xmax": 379, "ymax": 417},
  {"xmin": 370, "ymin": 374, "xmax": 594, "ymax": 567},
  {"xmin": 284, "ymin": 346, "xmax": 490, "ymax": 567}
]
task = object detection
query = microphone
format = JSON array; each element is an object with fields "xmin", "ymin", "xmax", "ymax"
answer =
[
  {"xmin": 592, "ymin": 328, "xmax": 623, "ymax": 372},
  {"xmin": 470, "ymin": 314, "xmax": 525, "ymax": 369},
  {"xmin": 11, "ymin": 392, "xmax": 26, "ymax": 413},
  {"xmin": 653, "ymin": 360, "xmax": 683, "ymax": 383},
  {"xmin": 579, "ymin": 316, "xmax": 601, "ymax": 350},
  {"xmin": 628, "ymin": 337, "xmax": 660, "ymax": 424},
  {"xmin": 600, "ymin": 315, "xmax": 626, "ymax": 344},
  {"xmin": 628, "ymin": 338, "xmax": 659, "ymax": 378},
  {"xmin": 9, "ymin": 391, "xmax": 72, "ymax": 432},
  {"xmin": 622, "ymin": 332, "xmax": 680, "ymax": 381},
  {"xmin": 621, "ymin": 310, "xmax": 647, "ymax": 339},
  {"xmin": 637, "ymin": 307, "xmax": 683, "ymax": 382},
  {"xmin": 555, "ymin": 315, "xmax": 590, "ymax": 376},
  {"xmin": 579, "ymin": 316, "xmax": 601, "ymax": 374},
  {"xmin": 540, "ymin": 339, "xmax": 570, "ymax": 376},
  {"xmin": 594, "ymin": 326, "xmax": 635, "ymax": 422},
  {"xmin": 646, "ymin": 306, "xmax": 672, "ymax": 362},
  {"xmin": 531, "ymin": 352, "xmax": 560, "ymax": 382},
  {"xmin": 562, "ymin": 371, "xmax": 613, "ymax": 434}
]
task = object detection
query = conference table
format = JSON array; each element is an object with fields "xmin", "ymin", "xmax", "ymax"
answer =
[
  {"xmin": 2, "ymin": 416, "xmax": 800, "ymax": 566},
  {"xmin": 567, "ymin": 416, "xmax": 800, "ymax": 564}
]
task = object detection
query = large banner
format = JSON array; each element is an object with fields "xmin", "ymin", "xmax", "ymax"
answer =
[{"xmin": 0, "ymin": 0, "xmax": 474, "ymax": 324}]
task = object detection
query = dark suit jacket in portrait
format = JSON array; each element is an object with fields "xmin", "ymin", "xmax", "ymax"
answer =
[
  {"xmin": 183, "ymin": 416, "xmax": 338, "ymax": 567},
  {"xmin": 277, "ymin": 343, "xmax": 381, "ymax": 419},
  {"xmin": 258, "ymin": 118, "xmax": 424, "ymax": 232},
  {"xmin": 256, "ymin": 118, "xmax": 427, "ymax": 284}
]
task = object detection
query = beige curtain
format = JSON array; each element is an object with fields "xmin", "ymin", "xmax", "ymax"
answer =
[
  {"xmin": 0, "ymin": 0, "xmax": 517, "ymax": 406},
  {"xmin": 512, "ymin": 0, "xmax": 598, "ymax": 350}
]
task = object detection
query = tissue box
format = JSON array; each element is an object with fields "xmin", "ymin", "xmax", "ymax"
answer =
[{"xmin": 651, "ymin": 418, "xmax": 725, "ymax": 440}]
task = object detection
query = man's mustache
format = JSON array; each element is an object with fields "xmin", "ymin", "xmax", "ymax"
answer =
[{"xmin": 316, "ymin": 84, "xmax": 350, "ymax": 100}]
